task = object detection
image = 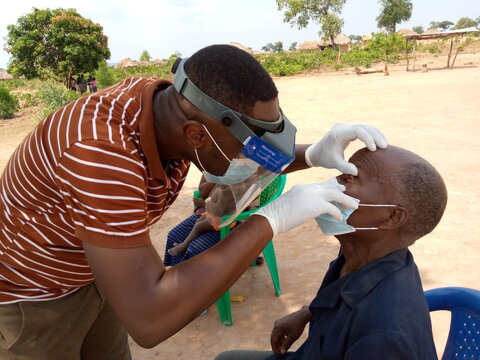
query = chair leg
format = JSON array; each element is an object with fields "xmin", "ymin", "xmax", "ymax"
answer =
[
  {"xmin": 263, "ymin": 241, "xmax": 282, "ymax": 296},
  {"xmin": 216, "ymin": 290, "xmax": 233, "ymax": 326}
]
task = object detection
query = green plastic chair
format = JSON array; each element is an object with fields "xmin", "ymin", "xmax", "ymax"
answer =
[{"xmin": 215, "ymin": 174, "xmax": 286, "ymax": 326}]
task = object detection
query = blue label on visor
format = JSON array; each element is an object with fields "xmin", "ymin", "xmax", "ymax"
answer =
[{"xmin": 241, "ymin": 136, "xmax": 294, "ymax": 173}]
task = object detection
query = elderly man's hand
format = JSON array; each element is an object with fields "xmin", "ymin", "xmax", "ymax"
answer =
[
  {"xmin": 305, "ymin": 124, "xmax": 388, "ymax": 175},
  {"xmin": 271, "ymin": 306, "xmax": 313, "ymax": 354}
]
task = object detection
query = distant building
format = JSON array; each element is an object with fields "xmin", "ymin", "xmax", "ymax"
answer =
[{"xmin": 299, "ymin": 34, "xmax": 352, "ymax": 52}]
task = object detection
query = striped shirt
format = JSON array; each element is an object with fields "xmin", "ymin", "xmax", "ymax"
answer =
[{"xmin": 0, "ymin": 78, "xmax": 190, "ymax": 303}]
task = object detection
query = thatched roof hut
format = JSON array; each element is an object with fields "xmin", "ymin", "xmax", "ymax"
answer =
[
  {"xmin": 299, "ymin": 34, "xmax": 352, "ymax": 52},
  {"xmin": 298, "ymin": 40, "xmax": 322, "ymax": 50},
  {"xmin": 397, "ymin": 28, "xmax": 418, "ymax": 36},
  {"xmin": 229, "ymin": 42, "xmax": 255, "ymax": 55},
  {"xmin": 0, "ymin": 69, "xmax": 13, "ymax": 81},
  {"xmin": 115, "ymin": 58, "xmax": 140, "ymax": 69}
]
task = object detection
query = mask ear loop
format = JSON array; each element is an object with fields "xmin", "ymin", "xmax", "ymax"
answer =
[
  {"xmin": 194, "ymin": 148, "xmax": 206, "ymax": 172},
  {"xmin": 201, "ymin": 125, "xmax": 231, "ymax": 163}
]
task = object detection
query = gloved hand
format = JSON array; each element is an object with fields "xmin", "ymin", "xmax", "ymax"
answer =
[
  {"xmin": 253, "ymin": 179, "xmax": 359, "ymax": 235},
  {"xmin": 305, "ymin": 124, "xmax": 388, "ymax": 175}
]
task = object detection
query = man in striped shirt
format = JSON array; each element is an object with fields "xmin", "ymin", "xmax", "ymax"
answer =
[{"xmin": 0, "ymin": 45, "xmax": 387, "ymax": 359}]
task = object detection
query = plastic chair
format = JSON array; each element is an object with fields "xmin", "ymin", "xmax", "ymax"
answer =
[
  {"xmin": 424, "ymin": 287, "xmax": 480, "ymax": 360},
  {"xmin": 209, "ymin": 174, "xmax": 286, "ymax": 326}
]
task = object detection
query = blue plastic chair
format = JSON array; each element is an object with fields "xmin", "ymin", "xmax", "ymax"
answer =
[{"xmin": 425, "ymin": 287, "xmax": 480, "ymax": 360}]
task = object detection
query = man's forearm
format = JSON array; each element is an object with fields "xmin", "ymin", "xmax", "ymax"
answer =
[
  {"xmin": 283, "ymin": 144, "xmax": 311, "ymax": 173},
  {"xmin": 84, "ymin": 215, "xmax": 274, "ymax": 348}
]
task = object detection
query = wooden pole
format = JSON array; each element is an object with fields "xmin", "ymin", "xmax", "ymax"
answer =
[
  {"xmin": 412, "ymin": 40, "xmax": 417, "ymax": 72},
  {"xmin": 405, "ymin": 38, "xmax": 409, "ymax": 71},
  {"xmin": 447, "ymin": 37, "xmax": 454, "ymax": 68}
]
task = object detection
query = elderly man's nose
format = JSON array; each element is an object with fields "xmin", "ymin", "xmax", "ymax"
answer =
[{"xmin": 337, "ymin": 174, "xmax": 354, "ymax": 185}]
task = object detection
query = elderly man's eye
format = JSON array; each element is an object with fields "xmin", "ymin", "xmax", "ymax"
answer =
[{"xmin": 337, "ymin": 174, "xmax": 355, "ymax": 184}]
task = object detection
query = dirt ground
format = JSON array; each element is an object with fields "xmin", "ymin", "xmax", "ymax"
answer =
[{"xmin": 1, "ymin": 53, "xmax": 479, "ymax": 359}]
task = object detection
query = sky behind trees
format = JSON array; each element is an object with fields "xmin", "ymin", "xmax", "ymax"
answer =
[{"xmin": 1, "ymin": 0, "xmax": 479, "ymax": 68}]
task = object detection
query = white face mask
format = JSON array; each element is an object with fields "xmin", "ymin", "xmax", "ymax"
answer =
[
  {"xmin": 195, "ymin": 125, "xmax": 259, "ymax": 185},
  {"xmin": 315, "ymin": 202, "xmax": 398, "ymax": 236}
]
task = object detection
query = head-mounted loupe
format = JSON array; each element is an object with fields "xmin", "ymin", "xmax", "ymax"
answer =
[{"xmin": 171, "ymin": 57, "xmax": 296, "ymax": 161}]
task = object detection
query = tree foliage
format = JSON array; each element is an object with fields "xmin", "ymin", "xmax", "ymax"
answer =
[
  {"xmin": 276, "ymin": 0, "xmax": 346, "ymax": 45},
  {"xmin": 289, "ymin": 42, "xmax": 298, "ymax": 51},
  {"xmin": 376, "ymin": 0, "xmax": 413, "ymax": 33},
  {"xmin": 261, "ymin": 41, "xmax": 284, "ymax": 52},
  {"xmin": 453, "ymin": 17, "xmax": 477, "ymax": 30},
  {"xmin": 429, "ymin": 20, "xmax": 454, "ymax": 31},
  {"xmin": 412, "ymin": 26, "xmax": 424, "ymax": 34},
  {"xmin": 367, "ymin": 32, "xmax": 405, "ymax": 64},
  {"xmin": 349, "ymin": 35, "xmax": 363, "ymax": 43},
  {"xmin": 4, "ymin": 8, "xmax": 110, "ymax": 82},
  {"xmin": 139, "ymin": 50, "xmax": 152, "ymax": 62}
]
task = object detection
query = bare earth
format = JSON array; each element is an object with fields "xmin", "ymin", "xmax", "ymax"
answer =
[{"xmin": 1, "ymin": 53, "xmax": 479, "ymax": 359}]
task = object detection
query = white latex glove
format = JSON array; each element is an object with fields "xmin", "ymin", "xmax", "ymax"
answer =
[
  {"xmin": 305, "ymin": 124, "xmax": 388, "ymax": 175},
  {"xmin": 253, "ymin": 179, "xmax": 359, "ymax": 235}
]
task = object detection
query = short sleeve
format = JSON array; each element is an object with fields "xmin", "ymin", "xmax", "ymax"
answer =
[
  {"xmin": 345, "ymin": 332, "xmax": 421, "ymax": 360},
  {"xmin": 55, "ymin": 140, "xmax": 151, "ymax": 248}
]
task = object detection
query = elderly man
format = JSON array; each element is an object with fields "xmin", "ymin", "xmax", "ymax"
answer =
[{"xmin": 217, "ymin": 145, "xmax": 447, "ymax": 360}]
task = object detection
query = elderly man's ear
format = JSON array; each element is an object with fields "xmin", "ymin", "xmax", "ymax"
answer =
[{"xmin": 378, "ymin": 207, "xmax": 409, "ymax": 230}]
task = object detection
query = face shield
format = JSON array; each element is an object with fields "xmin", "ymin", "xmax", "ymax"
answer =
[{"xmin": 172, "ymin": 57, "xmax": 297, "ymax": 228}]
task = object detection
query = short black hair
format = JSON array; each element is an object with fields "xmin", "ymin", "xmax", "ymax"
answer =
[
  {"xmin": 184, "ymin": 44, "xmax": 278, "ymax": 115},
  {"xmin": 393, "ymin": 161, "xmax": 447, "ymax": 243}
]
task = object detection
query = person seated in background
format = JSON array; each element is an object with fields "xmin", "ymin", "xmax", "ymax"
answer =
[
  {"xmin": 164, "ymin": 177, "xmax": 262, "ymax": 266},
  {"xmin": 215, "ymin": 145, "xmax": 447, "ymax": 360}
]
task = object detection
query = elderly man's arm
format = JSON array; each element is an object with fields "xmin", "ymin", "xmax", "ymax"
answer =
[
  {"xmin": 270, "ymin": 305, "xmax": 313, "ymax": 354},
  {"xmin": 344, "ymin": 333, "xmax": 432, "ymax": 360}
]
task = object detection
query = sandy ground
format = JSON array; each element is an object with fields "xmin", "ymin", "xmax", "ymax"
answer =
[{"xmin": 1, "ymin": 53, "xmax": 479, "ymax": 359}]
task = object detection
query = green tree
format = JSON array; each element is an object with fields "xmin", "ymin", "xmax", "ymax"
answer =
[
  {"xmin": 139, "ymin": 50, "xmax": 152, "ymax": 62},
  {"xmin": 261, "ymin": 41, "xmax": 284, "ymax": 52},
  {"xmin": 453, "ymin": 17, "xmax": 476, "ymax": 30},
  {"xmin": 412, "ymin": 25, "xmax": 424, "ymax": 34},
  {"xmin": 276, "ymin": 0, "xmax": 346, "ymax": 47},
  {"xmin": 376, "ymin": 0, "xmax": 413, "ymax": 33},
  {"xmin": 4, "ymin": 8, "xmax": 110, "ymax": 85},
  {"xmin": 367, "ymin": 32, "xmax": 405, "ymax": 64},
  {"xmin": 429, "ymin": 20, "xmax": 453, "ymax": 31},
  {"xmin": 289, "ymin": 42, "xmax": 298, "ymax": 51},
  {"xmin": 349, "ymin": 35, "xmax": 363, "ymax": 43}
]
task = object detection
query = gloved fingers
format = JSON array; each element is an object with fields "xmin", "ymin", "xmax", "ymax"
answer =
[
  {"xmin": 354, "ymin": 126, "xmax": 378, "ymax": 151},
  {"xmin": 360, "ymin": 124, "xmax": 388, "ymax": 150},
  {"xmin": 319, "ymin": 201, "xmax": 344, "ymax": 221},
  {"xmin": 332, "ymin": 160, "xmax": 358, "ymax": 176},
  {"xmin": 326, "ymin": 191, "xmax": 360, "ymax": 211},
  {"xmin": 326, "ymin": 177, "xmax": 347, "ymax": 191}
]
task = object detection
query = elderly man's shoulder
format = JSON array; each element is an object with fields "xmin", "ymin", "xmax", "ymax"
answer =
[{"xmin": 350, "ymin": 249, "xmax": 431, "ymax": 334}]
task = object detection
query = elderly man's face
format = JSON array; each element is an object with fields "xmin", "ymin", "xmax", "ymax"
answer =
[{"xmin": 336, "ymin": 148, "xmax": 397, "ymax": 231}]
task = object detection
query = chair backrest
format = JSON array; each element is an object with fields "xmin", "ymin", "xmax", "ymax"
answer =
[
  {"xmin": 424, "ymin": 287, "xmax": 480, "ymax": 360},
  {"xmin": 227, "ymin": 174, "xmax": 287, "ymax": 223}
]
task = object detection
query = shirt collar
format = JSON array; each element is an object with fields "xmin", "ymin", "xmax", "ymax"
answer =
[
  {"xmin": 310, "ymin": 248, "xmax": 411, "ymax": 309},
  {"xmin": 139, "ymin": 79, "xmax": 173, "ymax": 181}
]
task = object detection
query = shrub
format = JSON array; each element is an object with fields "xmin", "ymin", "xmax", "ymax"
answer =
[
  {"xmin": 16, "ymin": 92, "xmax": 40, "ymax": 108},
  {"xmin": 37, "ymin": 81, "xmax": 79, "ymax": 119},
  {"xmin": 0, "ymin": 87, "xmax": 19, "ymax": 119},
  {"xmin": 94, "ymin": 62, "xmax": 121, "ymax": 89}
]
